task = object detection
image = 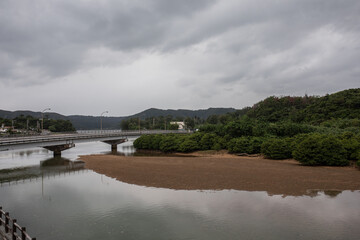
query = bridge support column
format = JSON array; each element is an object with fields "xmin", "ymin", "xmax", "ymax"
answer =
[
  {"xmin": 111, "ymin": 144, "xmax": 117, "ymax": 152},
  {"xmin": 103, "ymin": 138, "xmax": 127, "ymax": 153},
  {"xmin": 43, "ymin": 143, "xmax": 75, "ymax": 157}
]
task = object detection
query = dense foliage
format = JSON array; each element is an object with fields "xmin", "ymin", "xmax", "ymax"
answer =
[
  {"xmin": 246, "ymin": 89, "xmax": 360, "ymax": 124},
  {"xmin": 261, "ymin": 138, "xmax": 293, "ymax": 160},
  {"xmin": 44, "ymin": 119, "xmax": 76, "ymax": 132},
  {"xmin": 293, "ymin": 134, "xmax": 348, "ymax": 166},
  {"xmin": 134, "ymin": 89, "xmax": 360, "ymax": 167},
  {"xmin": 0, "ymin": 115, "xmax": 75, "ymax": 133},
  {"xmin": 120, "ymin": 115, "xmax": 202, "ymax": 130}
]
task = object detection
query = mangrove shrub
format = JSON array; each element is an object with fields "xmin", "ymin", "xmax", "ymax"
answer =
[
  {"xmin": 261, "ymin": 138, "xmax": 292, "ymax": 159},
  {"xmin": 293, "ymin": 134, "xmax": 348, "ymax": 166}
]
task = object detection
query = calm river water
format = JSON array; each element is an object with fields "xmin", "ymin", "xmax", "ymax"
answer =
[{"xmin": 0, "ymin": 140, "xmax": 359, "ymax": 240}]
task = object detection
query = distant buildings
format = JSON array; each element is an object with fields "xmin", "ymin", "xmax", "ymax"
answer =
[
  {"xmin": 0, "ymin": 124, "xmax": 12, "ymax": 133},
  {"xmin": 170, "ymin": 121, "xmax": 185, "ymax": 130}
]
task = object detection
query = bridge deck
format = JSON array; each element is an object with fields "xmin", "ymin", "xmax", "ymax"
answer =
[{"xmin": 0, "ymin": 130, "xmax": 191, "ymax": 151}]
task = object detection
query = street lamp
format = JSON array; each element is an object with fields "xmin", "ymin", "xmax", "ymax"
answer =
[
  {"xmin": 41, "ymin": 108, "xmax": 51, "ymax": 133},
  {"xmin": 100, "ymin": 111, "xmax": 108, "ymax": 131}
]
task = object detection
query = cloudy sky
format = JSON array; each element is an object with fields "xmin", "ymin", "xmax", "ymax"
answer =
[{"xmin": 0, "ymin": 0, "xmax": 359, "ymax": 116}]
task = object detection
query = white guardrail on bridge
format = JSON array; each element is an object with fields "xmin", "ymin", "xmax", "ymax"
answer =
[{"xmin": 0, "ymin": 130, "xmax": 192, "ymax": 147}]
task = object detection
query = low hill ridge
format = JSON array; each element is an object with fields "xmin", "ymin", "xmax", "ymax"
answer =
[{"xmin": 0, "ymin": 108, "xmax": 237, "ymax": 130}]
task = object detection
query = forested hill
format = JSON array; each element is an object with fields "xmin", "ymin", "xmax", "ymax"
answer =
[
  {"xmin": 300, "ymin": 88, "xmax": 360, "ymax": 123},
  {"xmin": 131, "ymin": 108, "xmax": 236, "ymax": 120},
  {"xmin": 0, "ymin": 110, "xmax": 67, "ymax": 120},
  {"xmin": 1, "ymin": 88, "xmax": 358, "ymax": 129},
  {"xmin": 245, "ymin": 88, "xmax": 360, "ymax": 124},
  {"xmin": 0, "ymin": 108, "xmax": 237, "ymax": 130}
]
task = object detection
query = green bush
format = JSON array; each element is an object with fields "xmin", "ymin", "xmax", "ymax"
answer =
[
  {"xmin": 189, "ymin": 132, "xmax": 204, "ymax": 142},
  {"xmin": 339, "ymin": 132, "xmax": 360, "ymax": 160},
  {"xmin": 178, "ymin": 139, "xmax": 199, "ymax": 152},
  {"xmin": 216, "ymin": 137, "xmax": 228, "ymax": 149},
  {"xmin": 227, "ymin": 137, "xmax": 250, "ymax": 153},
  {"xmin": 199, "ymin": 133, "xmax": 218, "ymax": 150},
  {"xmin": 224, "ymin": 118, "xmax": 254, "ymax": 137},
  {"xmin": 133, "ymin": 136, "xmax": 144, "ymax": 149},
  {"xmin": 134, "ymin": 134, "xmax": 164, "ymax": 150},
  {"xmin": 293, "ymin": 134, "xmax": 348, "ymax": 166},
  {"xmin": 261, "ymin": 138, "xmax": 292, "ymax": 159},
  {"xmin": 268, "ymin": 122, "xmax": 315, "ymax": 137},
  {"xmin": 150, "ymin": 134, "xmax": 163, "ymax": 150},
  {"xmin": 227, "ymin": 137, "xmax": 265, "ymax": 154},
  {"xmin": 159, "ymin": 135, "xmax": 180, "ymax": 152},
  {"xmin": 212, "ymin": 143, "xmax": 222, "ymax": 151},
  {"xmin": 248, "ymin": 137, "xmax": 265, "ymax": 154}
]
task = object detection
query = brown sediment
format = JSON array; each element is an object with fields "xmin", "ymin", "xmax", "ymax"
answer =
[{"xmin": 79, "ymin": 152, "xmax": 360, "ymax": 196}]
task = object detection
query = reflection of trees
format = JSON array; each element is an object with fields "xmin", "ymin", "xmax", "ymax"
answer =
[
  {"xmin": 323, "ymin": 190, "xmax": 342, "ymax": 198},
  {"xmin": 305, "ymin": 189, "xmax": 342, "ymax": 198},
  {"xmin": 41, "ymin": 157, "xmax": 72, "ymax": 167}
]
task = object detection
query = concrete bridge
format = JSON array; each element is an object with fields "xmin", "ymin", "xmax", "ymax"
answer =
[{"xmin": 0, "ymin": 130, "xmax": 191, "ymax": 156}]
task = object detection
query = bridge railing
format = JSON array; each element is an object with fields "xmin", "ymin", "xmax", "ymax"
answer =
[
  {"xmin": 0, "ymin": 207, "xmax": 36, "ymax": 240},
  {"xmin": 0, "ymin": 130, "xmax": 193, "ymax": 147},
  {"xmin": 76, "ymin": 129, "xmax": 191, "ymax": 134},
  {"xmin": 77, "ymin": 129, "xmax": 123, "ymax": 134}
]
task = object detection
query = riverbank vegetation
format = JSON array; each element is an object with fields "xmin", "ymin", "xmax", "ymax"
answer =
[
  {"xmin": 0, "ymin": 115, "xmax": 76, "ymax": 133},
  {"xmin": 134, "ymin": 89, "xmax": 360, "ymax": 167}
]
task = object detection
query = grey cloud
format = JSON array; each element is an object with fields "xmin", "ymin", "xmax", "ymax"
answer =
[
  {"xmin": 0, "ymin": 0, "xmax": 216, "ymax": 85},
  {"xmin": 0, "ymin": 0, "xmax": 359, "ymax": 102}
]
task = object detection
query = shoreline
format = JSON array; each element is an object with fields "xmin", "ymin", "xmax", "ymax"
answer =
[{"xmin": 79, "ymin": 152, "xmax": 360, "ymax": 196}]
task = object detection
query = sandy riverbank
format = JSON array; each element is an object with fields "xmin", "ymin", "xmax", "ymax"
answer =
[{"xmin": 79, "ymin": 152, "xmax": 360, "ymax": 196}]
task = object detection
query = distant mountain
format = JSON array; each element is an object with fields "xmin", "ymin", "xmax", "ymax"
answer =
[
  {"xmin": 0, "ymin": 110, "xmax": 67, "ymax": 120},
  {"xmin": 131, "ymin": 108, "xmax": 237, "ymax": 120},
  {"xmin": 0, "ymin": 108, "xmax": 237, "ymax": 130},
  {"xmin": 66, "ymin": 115, "xmax": 125, "ymax": 130},
  {"xmin": 2, "ymin": 88, "xmax": 359, "ymax": 130}
]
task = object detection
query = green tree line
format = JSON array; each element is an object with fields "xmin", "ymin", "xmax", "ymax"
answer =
[
  {"xmin": 134, "ymin": 88, "xmax": 360, "ymax": 167},
  {"xmin": 120, "ymin": 115, "xmax": 203, "ymax": 130},
  {"xmin": 0, "ymin": 115, "xmax": 75, "ymax": 133}
]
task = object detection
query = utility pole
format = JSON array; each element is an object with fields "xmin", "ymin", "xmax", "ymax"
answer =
[
  {"xmin": 41, "ymin": 108, "xmax": 51, "ymax": 133},
  {"xmin": 100, "ymin": 111, "xmax": 109, "ymax": 131}
]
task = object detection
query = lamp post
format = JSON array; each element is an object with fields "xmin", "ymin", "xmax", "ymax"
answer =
[
  {"xmin": 138, "ymin": 118, "xmax": 140, "ymax": 132},
  {"xmin": 100, "ymin": 111, "xmax": 108, "ymax": 131},
  {"xmin": 41, "ymin": 108, "xmax": 51, "ymax": 133}
]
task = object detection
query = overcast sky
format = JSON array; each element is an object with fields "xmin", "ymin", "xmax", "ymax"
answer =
[{"xmin": 0, "ymin": 0, "xmax": 359, "ymax": 116}]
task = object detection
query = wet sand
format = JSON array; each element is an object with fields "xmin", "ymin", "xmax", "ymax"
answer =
[{"xmin": 79, "ymin": 152, "xmax": 360, "ymax": 196}]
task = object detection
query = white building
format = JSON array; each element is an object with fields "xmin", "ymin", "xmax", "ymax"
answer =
[{"xmin": 170, "ymin": 121, "xmax": 185, "ymax": 130}]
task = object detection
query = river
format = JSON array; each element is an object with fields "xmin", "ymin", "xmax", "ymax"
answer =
[{"xmin": 0, "ymin": 140, "xmax": 359, "ymax": 240}]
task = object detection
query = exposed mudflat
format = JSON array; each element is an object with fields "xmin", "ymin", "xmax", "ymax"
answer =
[{"xmin": 79, "ymin": 152, "xmax": 360, "ymax": 196}]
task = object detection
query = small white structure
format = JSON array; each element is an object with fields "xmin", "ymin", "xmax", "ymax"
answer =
[
  {"xmin": 0, "ymin": 124, "xmax": 11, "ymax": 133},
  {"xmin": 170, "ymin": 121, "xmax": 185, "ymax": 130}
]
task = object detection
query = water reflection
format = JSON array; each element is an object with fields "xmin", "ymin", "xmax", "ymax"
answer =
[
  {"xmin": 1, "ymin": 141, "xmax": 360, "ymax": 239},
  {"xmin": 306, "ymin": 189, "xmax": 343, "ymax": 198},
  {"xmin": 0, "ymin": 170, "xmax": 359, "ymax": 240},
  {"xmin": 0, "ymin": 157, "xmax": 85, "ymax": 184},
  {"xmin": 0, "ymin": 139, "xmax": 137, "ymax": 169}
]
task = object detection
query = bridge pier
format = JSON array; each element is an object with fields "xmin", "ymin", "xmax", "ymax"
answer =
[
  {"xmin": 103, "ymin": 138, "xmax": 128, "ymax": 153},
  {"xmin": 111, "ymin": 144, "xmax": 117, "ymax": 152},
  {"xmin": 43, "ymin": 143, "xmax": 75, "ymax": 157}
]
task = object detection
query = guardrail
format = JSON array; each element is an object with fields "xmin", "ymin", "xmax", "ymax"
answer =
[
  {"xmin": 0, "ymin": 207, "xmax": 36, "ymax": 240},
  {"xmin": 0, "ymin": 130, "xmax": 192, "ymax": 147},
  {"xmin": 77, "ymin": 129, "xmax": 123, "ymax": 134}
]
